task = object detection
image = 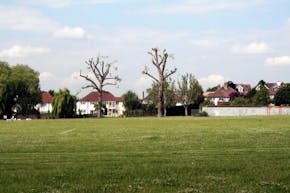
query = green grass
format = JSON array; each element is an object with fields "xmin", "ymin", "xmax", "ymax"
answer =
[{"xmin": 0, "ymin": 116, "xmax": 289, "ymax": 193}]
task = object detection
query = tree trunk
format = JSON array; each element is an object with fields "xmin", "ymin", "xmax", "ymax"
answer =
[
  {"xmin": 184, "ymin": 105, "xmax": 188, "ymax": 116},
  {"xmin": 97, "ymin": 90, "xmax": 102, "ymax": 118},
  {"xmin": 164, "ymin": 107, "xmax": 167, "ymax": 117},
  {"xmin": 157, "ymin": 81, "xmax": 164, "ymax": 117},
  {"xmin": 164, "ymin": 93, "xmax": 167, "ymax": 117}
]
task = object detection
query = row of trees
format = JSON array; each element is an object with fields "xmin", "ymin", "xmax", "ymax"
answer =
[
  {"xmin": 79, "ymin": 48, "xmax": 203, "ymax": 117},
  {"xmin": 2, "ymin": 46, "xmax": 290, "ymax": 119},
  {"xmin": 122, "ymin": 73, "xmax": 204, "ymax": 117},
  {"xmin": 0, "ymin": 61, "xmax": 77, "ymax": 119}
]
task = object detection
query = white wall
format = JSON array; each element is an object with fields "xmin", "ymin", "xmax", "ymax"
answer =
[
  {"xmin": 202, "ymin": 106, "xmax": 290, "ymax": 116},
  {"xmin": 37, "ymin": 103, "xmax": 52, "ymax": 114}
]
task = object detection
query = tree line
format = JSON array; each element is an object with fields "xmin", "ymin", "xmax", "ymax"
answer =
[{"xmin": 1, "ymin": 47, "xmax": 290, "ymax": 119}]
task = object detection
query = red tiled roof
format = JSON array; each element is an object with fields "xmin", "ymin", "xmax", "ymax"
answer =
[
  {"xmin": 207, "ymin": 86, "xmax": 238, "ymax": 98},
  {"xmin": 203, "ymin": 91, "xmax": 214, "ymax": 97},
  {"xmin": 80, "ymin": 91, "xmax": 123, "ymax": 102},
  {"xmin": 257, "ymin": 82, "xmax": 285, "ymax": 96},
  {"xmin": 42, "ymin": 92, "xmax": 53, "ymax": 104}
]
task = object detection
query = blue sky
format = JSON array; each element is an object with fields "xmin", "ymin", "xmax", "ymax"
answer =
[{"xmin": 0, "ymin": 0, "xmax": 290, "ymax": 97}]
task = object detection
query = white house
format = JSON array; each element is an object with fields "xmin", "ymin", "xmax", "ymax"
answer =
[
  {"xmin": 77, "ymin": 91, "xmax": 125, "ymax": 117},
  {"xmin": 36, "ymin": 91, "xmax": 53, "ymax": 114}
]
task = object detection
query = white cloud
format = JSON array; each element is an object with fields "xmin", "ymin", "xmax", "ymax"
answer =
[
  {"xmin": 198, "ymin": 74, "xmax": 225, "ymax": 89},
  {"xmin": 0, "ymin": 45, "xmax": 50, "ymax": 58},
  {"xmin": 135, "ymin": 77, "xmax": 152, "ymax": 88},
  {"xmin": 0, "ymin": 6, "xmax": 90, "ymax": 39},
  {"xmin": 39, "ymin": 72, "xmax": 55, "ymax": 82},
  {"xmin": 62, "ymin": 72, "xmax": 83, "ymax": 85},
  {"xmin": 232, "ymin": 42, "xmax": 272, "ymax": 54},
  {"xmin": 62, "ymin": 72, "xmax": 96, "ymax": 86},
  {"xmin": 143, "ymin": 0, "xmax": 267, "ymax": 14},
  {"xmin": 53, "ymin": 26, "xmax": 89, "ymax": 39},
  {"xmin": 265, "ymin": 56, "xmax": 290, "ymax": 67},
  {"xmin": 0, "ymin": 6, "xmax": 58, "ymax": 32}
]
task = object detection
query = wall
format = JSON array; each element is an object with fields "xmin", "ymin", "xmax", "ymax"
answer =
[{"xmin": 202, "ymin": 106, "xmax": 290, "ymax": 116}]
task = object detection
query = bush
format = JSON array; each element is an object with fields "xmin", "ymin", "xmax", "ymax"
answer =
[{"xmin": 195, "ymin": 111, "xmax": 208, "ymax": 117}]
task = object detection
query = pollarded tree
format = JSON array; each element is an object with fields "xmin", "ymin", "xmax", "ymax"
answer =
[
  {"xmin": 143, "ymin": 48, "xmax": 177, "ymax": 117},
  {"xmin": 274, "ymin": 84, "xmax": 290, "ymax": 106},
  {"xmin": 80, "ymin": 55, "xmax": 121, "ymax": 118},
  {"xmin": 178, "ymin": 73, "xmax": 203, "ymax": 116},
  {"xmin": 146, "ymin": 79, "xmax": 176, "ymax": 116},
  {"xmin": 52, "ymin": 88, "xmax": 76, "ymax": 118}
]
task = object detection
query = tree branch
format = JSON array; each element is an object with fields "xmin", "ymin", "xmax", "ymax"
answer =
[
  {"xmin": 143, "ymin": 70, "xmax": 159, "ymax": 82},
  {"xmin": 164, "ymin": 68, "xmax": 177, "ymax": 80}
]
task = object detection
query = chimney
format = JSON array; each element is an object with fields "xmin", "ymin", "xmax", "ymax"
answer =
[{"xmin": 142, "ymin": 91, "xmax": 145, "ymax": 100}]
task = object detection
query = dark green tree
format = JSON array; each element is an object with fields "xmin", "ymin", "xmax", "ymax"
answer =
[
  {"xmin": 122, "ymin": 90, "xmax": 141, "ymax": 111},
  {"xmin": 178, "ymin": 73, "xmax": 203, "ymax": 116},
  {"xmin": 230, "ymin": 97, "xmax": 250, "ymax": 106},
  {"xmin": 52, "ymin": 88, "xmax": 76, "ymax": 118},
  {"xmin": 206, "ymin": 86, "xmax": 218, "ymax": 92},
  {"xmin": 274, "ymin": 84, "xmax": 290, "ymax": 106},
  {"xmin": 199, "ymin": 99, "xmax": 214, "ymax": 109},
  {"xmin": 10, "ymin": 65, "xmax": 41, "ymax": 116},
  {"xmin": 253, "ymin": 85, "xmax": 270, "ymax": 106},
  {"xmin": 0, "ymin": 62, "xmax": 41, "ymax": 118},
  {"xmin": 48, "ymin": 89, "xmax": 55, "ymax": 96},
  {"xmin": 0, "ymin": 61, "xmax": 11, "ymax": 117},
  {"xmin": 245, "ymin": 88, "xmax": 256, "ymax": 99}
]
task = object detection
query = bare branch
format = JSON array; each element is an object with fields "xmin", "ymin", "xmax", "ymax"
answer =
[
  {"xmin": 80, "ymin": 73, "xmax": 99, "ymax": 90},
  {"xmin": 143, "ymin": 70, "xmax": 159, "ymax": 82},
  {"xmin": 164, "ymin": 68, "xmax": 177, "ymax": 80}
]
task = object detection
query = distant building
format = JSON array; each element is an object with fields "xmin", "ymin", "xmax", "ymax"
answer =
[
  {"xmin": 256, "ymin": 81, "xmax": 285, "ymax": 99},
  {"xmin": 204, "ymin": 85, "xmax": 239, "ymax": 106},
  {"xmin": 203, "ymin": 82, "xmax": 252, "ymax": 106},
  {"xmin": 77, "ymin": 91, "xmax": 125, "ymax": 117},
  {"xmin": 36, "ymin": 91, "xmax": 53, "ymax": 114},
  {"xmin": 236, "ymin": 84, "xmax": 251, "ymax": 96}
]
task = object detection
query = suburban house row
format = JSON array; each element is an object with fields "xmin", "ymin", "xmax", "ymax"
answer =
[
  {"xmin": 37, "ymin": 81, "xmax": 286, "ymax": 117},
  {"xmin": 37, "ymin": 91, "xmax": 125, "ymax": 117}
]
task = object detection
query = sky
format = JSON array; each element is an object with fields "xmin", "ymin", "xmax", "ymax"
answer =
[{"xmin": 0, "ymin": 0, "xmax": 290, "ymax": 98}]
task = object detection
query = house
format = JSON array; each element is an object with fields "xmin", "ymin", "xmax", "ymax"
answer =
[
  {"xmin": 236, "ymin": 84, "xmax": 251, "ymax": 96},
  {"xmin": 36, "ymin": 91, "xmax": 53, "ymax": 114},
  {"xmin": 256, "ymin": 81, "xmax": 285, "ymax": 99},
  {"xmin": 205, "ymin": 85, "xmax": 239, "ymax": 106},
  {"xmin": 76, "ymin": 91, "xmax": 125, "ymax": 117}
]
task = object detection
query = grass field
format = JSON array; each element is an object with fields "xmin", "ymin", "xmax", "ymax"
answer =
[{"xmin": 0, "ymin": 116, "xmax": 289, "ymax": 193}]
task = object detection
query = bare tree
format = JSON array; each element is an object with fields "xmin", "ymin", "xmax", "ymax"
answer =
[
  {"xmin": 80, "ymin": 56, "xmax": 121, "ymax": 118},
  {"xmin": 143, "ymin": 48, "xmax": 177, "ymax": 117}
]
